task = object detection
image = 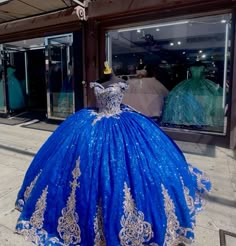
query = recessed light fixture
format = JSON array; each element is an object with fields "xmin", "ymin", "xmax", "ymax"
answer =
[
  {"xmin": 170, "ymin": 42, "xmax": 174, "ymax": 46},
  {"xmin": 156, "ymin": 28, "xmax": 160, "ymax": 31},
  {"xmin": 199, "ymin": 50, "xmax": 203, "ymax": 54},
  {"xmin": 177, "ymin": 41, "xmax": 181, "ymax": 45},
  {"xmin": 0, "ymin": 0, "xmax": 11, "ymax": 4},
  {"xmin": 117, "ymin": 20, "xmax": 189, "ymax": 32},
  {"xmin": 137, "ymin": 29, "xmax": 141, "ymax": 33}
]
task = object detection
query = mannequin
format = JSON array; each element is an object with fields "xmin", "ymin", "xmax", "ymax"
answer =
[{"xmin": 97, "ymin": 62, "xmax": 126, "ymax": 88}]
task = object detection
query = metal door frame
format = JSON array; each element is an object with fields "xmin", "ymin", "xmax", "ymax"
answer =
[
  {"xmin": 0, "ymin": 44, "xmax": 9, "ymax": 114},
  {"xmin": 45, "ymin": 33, "xmax": 75, "ymax": 120}
]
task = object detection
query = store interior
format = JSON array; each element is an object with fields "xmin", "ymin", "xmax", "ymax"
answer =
[
  {"xmin": 0, "ymin": 34, "xmax": 75, "ymax": 120},
  {"xmin": 107, "ymin": 13, "xmax": 231, "ymax": 134}
]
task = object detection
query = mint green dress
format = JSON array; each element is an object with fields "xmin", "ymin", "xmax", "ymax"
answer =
[
  {"xmin": 162, "ymin": 66, "xmax": 224, "ymax": 127},
  {"xmin": 7, "ymin": 67, "xmax": 25, "ymax": 111},
  {"xmin": 0, "ymin": 77, "xmax": 4, "ymax": 110}
]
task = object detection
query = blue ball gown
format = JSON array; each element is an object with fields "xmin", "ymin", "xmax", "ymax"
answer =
[{"xmin": 15, "ymin": 81, "xmax": 211, "ymax": 246}]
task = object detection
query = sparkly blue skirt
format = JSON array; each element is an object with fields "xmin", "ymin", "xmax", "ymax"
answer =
[{"xmin": 15, "ymin": 107, "xmax": 211, "ymax": 246}]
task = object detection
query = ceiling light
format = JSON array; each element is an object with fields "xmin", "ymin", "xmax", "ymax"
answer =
[
  {"xmin": 201, "ymin": 54, "xmax": 206, "ymax": 58},
  {"xmin": 182, "ymin": 51, "xmax": 186, "ymax": 54},
  {"xmin": 221, "ymin": 19, "xmax": 227, "ymax": 23},
  {"xmin": 156, "ymin": 28, "xmax": 160, "ymax": 31},
  {"xmin": 199, "ymin": 50, "xmax": 203, "ymax": 54},
  {"xmin": 177, "ymin": 41, "xmax": 181, "ymax": 45},
  {"xmin": 137, "ymin": 29, "xmax": 141, "ymax": 33},
  {"xmin": 117, "ymin": 20, "xmax": 189, "ymax": 32},
  {"xmin": 170, "ymin": 42, "xmax": 174, "ymax": 46}
]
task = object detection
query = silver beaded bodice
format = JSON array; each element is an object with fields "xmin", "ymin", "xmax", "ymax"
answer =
[{"xmin": 90, "ymin": 82, "xmax": 128, "ymax": 115}]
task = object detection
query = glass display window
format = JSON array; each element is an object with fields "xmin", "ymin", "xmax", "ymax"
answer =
[{"xmin": 106, "ymin": 13, "xmax": 231, "ymax": 134}]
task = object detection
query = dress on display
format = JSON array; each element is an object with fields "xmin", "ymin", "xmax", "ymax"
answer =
[
  {"xmin": 57, "ymin": 76, "xmax": 73, "ymax": 118},
  {"xmin": 122, "ymin": 77, "xmax": 169, "ymax": 117},
  {"xmin": 0, "ymin": 78, "xmax": 4, "ymax": 110},
  {"xmin": 15, "ymin": 81, "xmax": 211, "ymax": 246},
  {"xmin": 162, "ymin": 66, "xmax": 224, "ymax": 127},
  {"xmin": 7, "ymin": 67, "xmax": 25, "ymax": 111}
]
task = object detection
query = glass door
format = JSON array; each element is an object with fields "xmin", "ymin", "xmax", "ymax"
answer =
[
  {"xmin": 45, "ymin": 34, "xmax": 74, "ymax": 120},
  {"xmin": 0, "ymin": 44, "xmax": 7, "ymax": 113},
  {"xmin": 0, "ymin": 44, "xmax": 26, "ymax": 114},
  {"xmin": 3, "ymin": 45, "xmax": 27, "ymax": 113}
]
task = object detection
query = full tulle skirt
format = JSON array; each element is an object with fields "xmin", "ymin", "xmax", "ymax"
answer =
[
  {"xmin": 162, "ymin": 79, "xmax": 224, "ymax": 127},
  {"xmin": 15, "ymin": 108, "xmax": 211, "ymax": 246}
]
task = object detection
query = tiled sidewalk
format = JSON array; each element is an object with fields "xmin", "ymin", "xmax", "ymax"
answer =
[{"xmin": 0, "ymin": 124, "xmax": 235, "ymax": 245}]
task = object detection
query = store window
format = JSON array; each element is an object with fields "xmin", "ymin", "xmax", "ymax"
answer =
[
  {"xmin": 106, "ymin": 13, "xmax": 231, "ymax": 134},
  {"xmin": 0, "ymin": 31, "xmax": 83, "ymax": 119}
]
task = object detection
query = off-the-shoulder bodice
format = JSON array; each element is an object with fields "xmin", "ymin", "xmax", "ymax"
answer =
[{"xmin": 90, "ymin": 82, "xmax": 128, "ymax": 115}]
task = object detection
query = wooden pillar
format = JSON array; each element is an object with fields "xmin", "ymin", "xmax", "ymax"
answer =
[{"xmin": 84, "ymin": 19, "xmax": 99, "ymax": 107}]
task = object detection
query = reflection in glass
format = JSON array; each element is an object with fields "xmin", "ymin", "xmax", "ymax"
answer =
[
  {"xmin": 1, "ymin": 46, "xmax": 27, "ymax": 112},
  {"xmin": 106, "ymin": 13, "xmax": 231, "ymax": 133},
  {"xmin": 123, "ymin": 64, "xmax": 169, "ymax": 118},
  {"xmin": 46, "ymin": 34, "xmax": 74, "ymax": 119},
  {"xmin": 6, "ymin": 66, "xmax": 25, "ymax": 111},
  {"xmin": 162, "ymin": 64, "xmax": 224, "ymax": 128},
  {"xmin": 0, "ymin": 63, "xmax": 4, "ymax": 112},
  {"xmin": 2, "ymin": 38, "xmax": 47, "ymax": 114}
]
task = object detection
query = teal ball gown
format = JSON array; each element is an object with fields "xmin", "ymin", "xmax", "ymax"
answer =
[{"xmin": 162, "ymin": 66, "xmax": 224, "ymax": 128}]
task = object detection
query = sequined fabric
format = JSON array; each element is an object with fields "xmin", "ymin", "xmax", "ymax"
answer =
[
  {"xmin": 15, "ymin": 82, "xmax": 211, "ymax": 245},
  {"xmin": 90, "ymin": 82, "xmax": 128, "ymax": 124}
]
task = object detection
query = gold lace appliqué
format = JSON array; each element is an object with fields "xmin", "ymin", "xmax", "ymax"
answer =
[
  {"xmin": 24, "ymin": 171, "xmax": 42, "ymax": 203},
  {"xmin": 119, "ymin": 182, "xmax": 158, "ymax": 246},
  {"xmin": 178, "ymin": 178, "xmax": 195, "ymax": 242},
  {"xmin": 162, "ymin": 184, "xmax": 180, "ymax": 245},
  {"xmin": 16, "ymin": 186, "xmax": 49, "ymax": 245},
  {"xmin": 180, "ymin": 177, "xmax": 195, "ymax": 216},
  {"xmin": 16, "ymin": 171, "xmax": 42, "ymax": 211},
  {"xmin": 57, "ymin": 158, "xmax": 81, "ymax": 245},
  {"xmin": 94, "ymin": 204, "xmax": 106, "ymax": 246},
  {"xmin": 30, "ymin": 186, "xmax": 48, "ymax": 229}
]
